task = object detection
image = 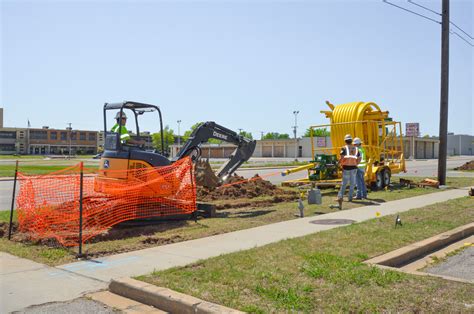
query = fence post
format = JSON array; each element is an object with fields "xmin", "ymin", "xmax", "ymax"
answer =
[
  {"xmin": 78, "ymin": 162, "xmax": 84, "ymax": 257},
  {"xmin": 8, "ymin": 160, "xmax": 19, "ymax": 240}
]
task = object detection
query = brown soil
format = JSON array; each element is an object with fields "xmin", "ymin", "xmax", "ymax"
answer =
[
  {"xmin": 196, "ymin": 174, "xmax": 298, "ymax": 204},
  {"xmin": 4, "ymin": 174, "xmax": 298, "ymax": 252},
  {"xmin": 0, "ymin": 221, "xmax": 15, "ymax": 238},
  {"xmin": 454, "ymin": 160, "xmax": 474, "ymax": 171}
]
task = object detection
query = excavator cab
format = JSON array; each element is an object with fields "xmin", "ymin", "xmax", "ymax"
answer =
[
  {"xmin": 96, "ymin": 101, "xmax": 256, "ymax": 192},
  {"xmin": 100, "ymin": 101, "xmax": 170, "ymax": 171}
]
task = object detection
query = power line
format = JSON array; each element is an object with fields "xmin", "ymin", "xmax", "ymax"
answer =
[
  {"xmin": 407, "ymin": 0, "xmax": 441, "ymax": 16},
  {"xmin": 407, "ymin": 0, "xmax": 473, "ymax": 40},
  {"xmin": 384, "ymin": 0, "xmax": 472, "ymax": 47},
  {"xmin": 450, "ymin": 30, "xmax": 474, "ymax": 47},
  {"xmin": 382, "ymin": 0, "xmax": 441, "ymax": 24},
  {"xmin": 450, "ymin": 21, "xmax": 474, "ymax": 40}
]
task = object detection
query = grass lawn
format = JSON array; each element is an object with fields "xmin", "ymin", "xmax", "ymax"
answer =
[
  {"xmin": 399, "ymin": 176, "xmax": 473, "ymax": 189},
  {"xmin": 139, "ymin": 197, "xmax": 474, "ymax": 313},
  {"xmin": 0, "ymin": 164, "xmax": 99, "ymax": 177},
  {"xmin": 0, "ymin": 155, "xmax": 46, "ymax": 160},
  {"xmin": 0, "ymin": 177, "xmax": 468, "ymax": 266}
]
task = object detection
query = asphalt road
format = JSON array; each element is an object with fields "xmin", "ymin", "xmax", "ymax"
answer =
[
  {"xmin": 235, "ymin": 156, "xmax": 474, "ymax": 184},
  {"xmin": 425, "ymin": 246, "xmax": 474, "ymax": 282},
  {"xmin": 16, "ymin": 298, "xmax": 117, "ymax": 314},
  {"xmin": 1, "ymin": 156, "xmax": 472, "ymax": 211}
]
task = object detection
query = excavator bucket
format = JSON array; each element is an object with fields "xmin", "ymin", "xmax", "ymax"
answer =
[{"xmin": 195, "ymin": 159, "xmax": 221, "ymax": 189}]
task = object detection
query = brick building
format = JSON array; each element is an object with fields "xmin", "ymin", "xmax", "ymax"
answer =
[{"xmin": 0, "ymin": 126, "xmax": 99, "ymax": 155}]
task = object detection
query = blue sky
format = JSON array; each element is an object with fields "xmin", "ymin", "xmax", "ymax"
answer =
[{"xmin": 1, "ymin": 0, "xmax": 472, "ymax": 138}]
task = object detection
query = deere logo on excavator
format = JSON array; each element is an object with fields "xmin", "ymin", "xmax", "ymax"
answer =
[{"xmin": 212, "ymin": 131, "xmax": 228, "ymax": 141}]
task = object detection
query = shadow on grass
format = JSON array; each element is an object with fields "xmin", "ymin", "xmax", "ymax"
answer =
[
  {"xmin": 214, "ymin": 209, "xmax": 276, "ymax": 219},
  {"xmin": 351, "ymin": 200, "xmax": 384, "ymax": 206},
  {"xmin": 90, "ymin": 219, "xmax": 190, "ymax": 243}
]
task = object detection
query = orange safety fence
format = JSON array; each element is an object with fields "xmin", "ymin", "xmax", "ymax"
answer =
[{"xmin": 15, "ymin": 157, "xmax": 196, "ymax": 247}]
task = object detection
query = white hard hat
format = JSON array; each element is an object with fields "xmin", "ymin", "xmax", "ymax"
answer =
[
  {"xmin": 115, "ymin": 111, "xmax": 127, "ymax": 119},
  {"xmin": 353, "ymin": 137, "xmax": 362, "ymax": 145},
  {"xmin": 344, "ymin": 134, "xmax": 352, "ymax": 141}
]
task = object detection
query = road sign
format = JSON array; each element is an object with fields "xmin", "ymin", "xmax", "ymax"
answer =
[{"xmin": 406, "ymin": 123, "xmax": 420, "ymax": 137}]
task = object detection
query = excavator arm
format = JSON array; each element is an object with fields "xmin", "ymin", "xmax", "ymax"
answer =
[{"xmin": 172, "ymin": 122, "xmax": 256, "ymax": 184}]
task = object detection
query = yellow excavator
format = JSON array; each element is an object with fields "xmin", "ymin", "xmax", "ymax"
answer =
[{"xmin": 94, "ymin": 101, "xmax": 256, "ymax": 196}]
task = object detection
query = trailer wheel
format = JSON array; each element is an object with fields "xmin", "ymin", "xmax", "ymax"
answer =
[
  {"xmin": 372, "ymin": 171, "xmax": 384, "ymax": 191},
  {"xmin": 383, "ymin": 169, "xmax": 391, "ymax": 187}
]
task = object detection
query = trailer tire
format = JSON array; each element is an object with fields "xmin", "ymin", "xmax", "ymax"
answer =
[
  {"xmin": 383, "ymin": 169, "xmax": 391, "ymax": 187},
  {"xmin": 372, "ymin": 171, "xmax": 384, "ymax": 191}
]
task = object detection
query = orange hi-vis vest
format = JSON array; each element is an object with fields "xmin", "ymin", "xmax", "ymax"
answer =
[{"xmin": 340, "ymin": 145, "xmax": 359, "ymax": 167}]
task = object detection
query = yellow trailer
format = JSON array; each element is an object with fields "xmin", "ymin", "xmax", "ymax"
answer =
[{"xmin": 283, "ymin": 101, "xmax": 406, "ymax": 189}]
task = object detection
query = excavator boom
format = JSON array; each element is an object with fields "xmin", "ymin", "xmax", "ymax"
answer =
[{"xmin": 173, "ymin": 121, "xmax": 256, "ymax": 187}]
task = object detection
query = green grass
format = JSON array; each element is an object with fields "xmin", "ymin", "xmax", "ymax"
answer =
[
  {"xmin": 0, "ymin": 177, "xmax": 469, "ymax": 266},
  {"xmin": 138, "ymin": 197, "xmax": 474, "ymax": 313},
  {"xmin": 0, "ymin": 155, "xmax": 46, "ymax": 159},
  {"xmin": 0, "ymin": 164, "xmax": 99, "ymax": 176},
  {"xmin": 0, "ymin": 210, "xmax": 16, "ymax": 222},
  {"xmin": 400, "ymin": 176, "xmax": 473, "ymax": 188}
]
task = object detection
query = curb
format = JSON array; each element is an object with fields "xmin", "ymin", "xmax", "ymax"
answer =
[
  {"xmin": 109, "ymin": 277, "xmax": 244, "ymax": 314},
  {"xmin": 365, "ymin": 222, "xmax": 474, "ymax": 267}
]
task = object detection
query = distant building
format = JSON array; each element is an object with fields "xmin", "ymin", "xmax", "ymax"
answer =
[
  {"xmin": 170, "ymin": 136, "xmax": 440, "ymax": 159},
  {"xmin": 0, "ymin": 127, "xmax": 26, "ymax": 154},
  {"xmin": 447, "ymin": 133, "xmax": 474, "ymax": 156},
  {"xmin": 0, "ymin": 126, "xmax": 99, "ymax": 155}
]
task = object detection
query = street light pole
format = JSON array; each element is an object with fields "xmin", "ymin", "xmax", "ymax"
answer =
[
  {"xmin": 177, "ymin": 120, "xmax": 182, "ymax": 152},
  {"xmin": 67, "ymin": 123, "xmax": 72, "ymax": 158},
  {"xmin": 293, "ymin": 110, "xmax": 299, "ymax": 161}
]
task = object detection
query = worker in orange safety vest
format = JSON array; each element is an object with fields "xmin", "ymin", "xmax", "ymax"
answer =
[{"xmin": 336, "ymin": 134, "xmax": 361, "ymax": 209}]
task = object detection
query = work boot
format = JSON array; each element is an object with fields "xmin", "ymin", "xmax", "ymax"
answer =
[{"xmin": 337, "ymin": 198, "xmax": 343, "ymax": 210}]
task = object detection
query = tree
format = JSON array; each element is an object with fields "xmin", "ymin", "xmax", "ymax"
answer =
[
  {"xmin": 303, "ymin": 128, "xmax": 330, "ymax": 137},
  {"xmin": 262, "ymin": 132, "xmax": 290, "ymax": 140},
  {"xmin": 182, "ymin": 122, "xmax": 203, "ymax": 142},
  {"xmin": 152, "ymin": 125, "xmax": 175, "ymax": 152},
  {"xmin": 238, "ymin": 130, "xmax": 253, "ymax": 140},
  {"xmin": 183, "ymin": 122, "xmax": 220, "ymax": 144}
]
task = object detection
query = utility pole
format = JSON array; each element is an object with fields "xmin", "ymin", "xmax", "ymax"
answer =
[
  {"xmin": 260, "ymin": 131, "xmax": 264, "ymax": 140},
  {"xmin": 437, "ymin": 0, "xmax": 449, "ymax": 186},
  {"xmin": 177, "ymin": 120, "xmax": 181, "ymax": 153},
  {"xmin": 293, "ymin": 110, "xmax": 299, "ymax": 161}
]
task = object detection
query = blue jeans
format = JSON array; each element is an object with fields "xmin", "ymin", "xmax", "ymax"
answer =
[
  {"xmin": 356, "ymin": 168, "xmax": 367, "ymax": 198},
  {"xmin": 338, "ymin": 169, "xmax": 357, "ymax": 201}
]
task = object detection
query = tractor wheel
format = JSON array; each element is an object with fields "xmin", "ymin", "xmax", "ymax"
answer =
[{"xmin": 383, "ymin": 169, "xmax": 391, "ymax": 187}]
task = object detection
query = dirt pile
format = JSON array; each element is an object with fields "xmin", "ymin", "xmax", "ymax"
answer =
[
  {"xmin": 454, "ymin": 160, "xmax": 474, "ymax": 171},
  {"xmin": 196, "ymin": 174, "xmax": 297, "ymax": 202}
]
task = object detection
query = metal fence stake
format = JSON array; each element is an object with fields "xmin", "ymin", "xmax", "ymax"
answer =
[
  {"xmin": 78, "ymin": 162, "xmax": 84, "ymax": 257},
  {"xmin": 8, "ymin": 160, "xmax": 19, "ymax": 240}
]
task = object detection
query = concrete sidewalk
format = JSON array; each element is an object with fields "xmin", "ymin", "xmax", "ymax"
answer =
[
  {"xmin": 0, "ymin": 253, "xmax": 106, "ymax": 313},
  {"xmin": 1, "ymin": 188, "xmax": 469, "ymax": 312}
]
